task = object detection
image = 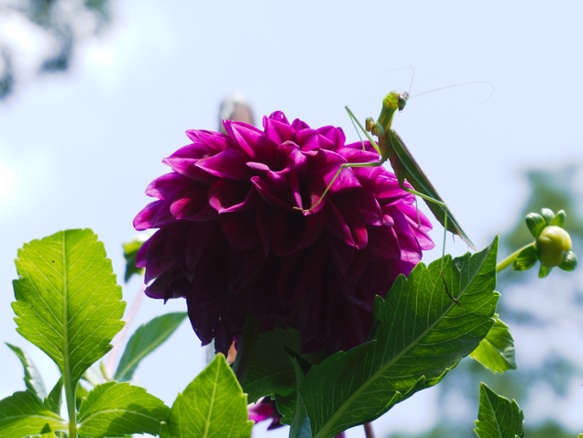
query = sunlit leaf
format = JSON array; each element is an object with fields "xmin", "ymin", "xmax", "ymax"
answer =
[
  {"xmin": 77, "ymin": 381, "xmax": 169, "ymax": 437},
  {"xmin": 12, "ymin": 229, "xmax": 126, "ymax": 386},
  {"xmin": 114, "ymin": 312, "xmax": 187, "ymax": 382},
  {"xmin": 474, "ymin": 383, "xmax": 524, "ymax": 438},
  {"xmin": 5, "ymin": 343, "xmax": 47, "ymax": 398},
  {"xmin": 300, "ymin": 239, "xmax": 499, "ymax": 437},
  {"xmin": 471, "ymin": 315, "xmax": 516, "ymax": 373},
  {"xmin": 160, "ymin": 354, "xmax": 253, "ymax": 438},
  {"xmin": 44, "ymin": 378, "xmax": 63, "ymax": 414},
  {"xmin": 0, "ymin": 391, "xmax": 66, "ymax": 436}
]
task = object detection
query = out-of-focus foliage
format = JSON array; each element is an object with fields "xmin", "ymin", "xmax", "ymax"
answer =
[{"xmin": 0, "ymin": 0, "xmax": 112, "ymax": 99}]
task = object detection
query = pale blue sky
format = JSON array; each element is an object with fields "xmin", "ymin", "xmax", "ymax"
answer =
[{"xmin": 1, "ymin": 1, "xmax": 583, "ymax": 436}]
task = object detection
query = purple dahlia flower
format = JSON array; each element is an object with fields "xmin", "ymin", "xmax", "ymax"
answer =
[{"xmin": 133, "ymin": 111, "xmax": 434, "ymax": 354}]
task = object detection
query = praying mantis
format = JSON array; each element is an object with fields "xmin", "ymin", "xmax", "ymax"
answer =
[{"xmin": 296, "ymin": 90, "xmax": 476, "ymax": 252}]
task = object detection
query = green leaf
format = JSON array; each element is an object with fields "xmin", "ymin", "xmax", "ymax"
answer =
[
  {"xmin": 44, "ymin": 378, "xmax": 63, "ymax": 414},
  {"xmin": 122, "ymin": 235, "xmax": 148, "ymax": 283},
  {"xmin": 12, "ymin": 229, "xmax": 126, "ymax": 386},
  {"xmin": 470, "ymin": 315, "xmax": 516, "ymax": 373},
  {"xmin": 6, "ymin": 343, "xmax": 47, "ymax": 398},
  {"xmin": 245, "ymin": 328, "xmax": 325, "ymax": 403},
  {"xmin": 0, "ymin": 391, "xmax": 66, "ymax": 436},
  {"xmin": 288, "ymin": 353, "xmax": 311, "ymax": 438},
  {"xmin": 160, "ymin": 354, "xmax": 253, "ymax": 438},
  {"xmin": 77, "ymin": 381, "xmax": 169, "ymax": 437},
  {"xmin": 114, "ymin": 312, "xmax": 187, "ymax": 382},
  {"xmin": 300, "ymin": 239, "xmax": 499, "ymax": 437},
  {"xmin": 474, "ymin": 383, "xmax": 524, "ymax": 438},
  {"xmin": 76, "ymin": 381, "xmax": 90, "ymax": 411}
]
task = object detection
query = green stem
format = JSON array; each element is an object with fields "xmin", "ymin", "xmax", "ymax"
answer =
[
  {"xmin": 496, "ymin": 242, "xmax": 535, "ymax": 273},
  {"xmin": 232, "ymin": 313, "xmax": 259, "ymax": 387},
  {"xmin": 61, "ymin": 240, "xmax": 77, "ymax": 438},
  {"xmin": 66, "ymin": 381, "xmax": 77, "ymax": 438}
]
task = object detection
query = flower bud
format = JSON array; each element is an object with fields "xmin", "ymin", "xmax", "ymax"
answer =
[
  {"xmin": 550, "ymin": 209, "xmax": 567, "ymax": 228},
  {"xmin": 559, "ymin": 251, "xmax": 578, "ymax": 272},
  {"xmin": 525, "ymin": 212, "xmax": 546, "ymax": 238},
  {"xmin": 541, "ymin": 208, "xmax": 556, "ymax": 225},
  {"xmin": 536, "ymin": 225, "xmax": 572, "ymax": 267}
]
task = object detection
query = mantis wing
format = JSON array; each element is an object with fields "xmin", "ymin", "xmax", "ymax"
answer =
[{"xmin": 387, "ymin": 130, "xmax": 476, "ymax": 250}]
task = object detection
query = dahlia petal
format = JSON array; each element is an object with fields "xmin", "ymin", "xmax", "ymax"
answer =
[
  {"xmin": 263, "ymin": 112, "xmax": 295, "ymax": 146},
  {"xmin": 219, "ymin": 211, "xmax": 262, "ymax": 250},
  {"xmin": 195, "ymin": 148, "xmax": 252, "ymax": 180},
  {"xmin": 145, "ymin": 172, "xmax": 191, "ymax": 200},
  {"xmin": 326, "ymin": 199, "xmax": 369, "ymax": 249},
  {"xmin": 184, "ymin": 129, "xmax": 231, "ymax": 152},
  {"xmin": 170, "ymin": 185, "xmax": 217, "ymax": 220},
  {"xmin": 208, "ymin": 179, "xmax": 257, "ymax": 213},
  {"xmin": 223, "ymin": 120, "xmax": 265, "ymax": 159},
  {"xmin": 133, "ymin": 200, "xmax": 175, "ymax": 230},
  {"xmin": 163, "ymin": 157, "xmax": 212, "ymax": 184}
]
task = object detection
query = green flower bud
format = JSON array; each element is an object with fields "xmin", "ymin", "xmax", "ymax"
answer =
[
  {"xmin": 541, "ymin": 208, "xmax": 555, "ymax": 225},
  {"xmin": 550, "ymin": 209, "xmax": 567, "ymax": 227},
  {"xmin": 536, "ymin": 225, "xmax": 572, "ymax": 267},
  {"xmin": 559, "ymin": 251, "xmax": 578, "ymax": 272},
  {"xmin": 525, "ymin": 213, "xmax": 546, "ymax": 238}
]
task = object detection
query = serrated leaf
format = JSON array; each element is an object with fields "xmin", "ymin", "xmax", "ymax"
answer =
[
  {"xmin": 12, "ymin": 229, "xmax": 126, "ymax": 386},
  {"xmin": 77, "ymin": 381, "xmax": 169, "ymax": 437},
  {"xmin": 474, "ymin": 383, "xmax": 524, "ymax": 438},
  {"xmin": 300, "ymin": 239, "xmax": 499, "ymax": 437},
  {"xmin": 114, "ymin": 312, "xmax": 187, "ymax": 382},
  {"xmin": 44, "ymin": 378, "xmax": 63, "ymax": 414},
  {"xmin": 161, "ymin": 354, "xmax": 253, "ymax": 438},
  {"xmin": 471, "ymin": 315, "xmax": 516, "ymax": 373},
  {"xmin": 0, "ymin": 391, "xmax": 66, "ymax": 436},
  {"xmin": 122, "ymin": 235, "xmax": 148, "ymax": 283},
  {"xmin": 6, "ymin": 343, "xmax": 47, "ymax": 398}
]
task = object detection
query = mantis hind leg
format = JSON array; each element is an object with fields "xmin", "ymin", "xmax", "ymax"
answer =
[{"xmin": 402, "ymin": 187, "xmax": 459, "ymax": 305}]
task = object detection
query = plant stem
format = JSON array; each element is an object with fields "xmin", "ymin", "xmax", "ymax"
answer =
[
  {"xmin": 496, "ymin": 243, "xmax": 534, "ymax": 273},
  {"xmin": 232, "ymin": 313, "xmax": 259, "ymax": 387},
  {"xmin": 363, "ymin": 422, "xmax": 375, "ymax": 438}
]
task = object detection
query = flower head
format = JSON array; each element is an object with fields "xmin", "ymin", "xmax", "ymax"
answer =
[{"xmin": 134, "ymin": 111, "xmax": 434, "ymax": 354}]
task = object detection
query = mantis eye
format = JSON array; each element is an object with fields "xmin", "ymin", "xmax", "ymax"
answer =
[{"xmin": 398, "ymin": 92, "xmax": 409, "ymax": 111}]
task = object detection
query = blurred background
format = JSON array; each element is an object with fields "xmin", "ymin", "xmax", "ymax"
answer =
[{"xmin": 1, "ymin": 1, "xmax": 582, "ymax": 436}]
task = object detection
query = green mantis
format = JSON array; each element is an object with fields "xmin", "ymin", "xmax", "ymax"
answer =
[{"xmin": 297, "ymin": 90, "xmax": 476, "ymax": 251}]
